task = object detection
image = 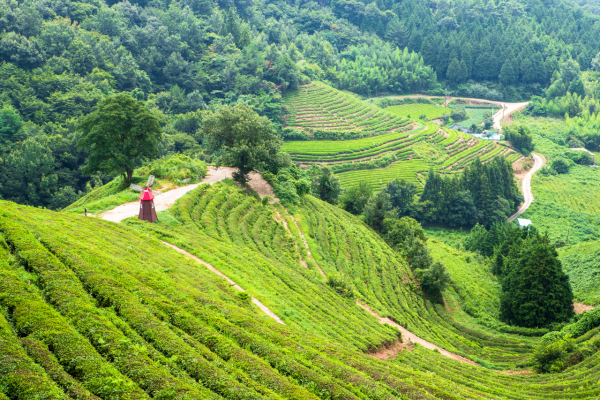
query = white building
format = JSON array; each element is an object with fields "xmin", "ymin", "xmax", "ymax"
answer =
[{"xmin": 517, "ymin": 218, "xmax": 532, "ymax": 228}]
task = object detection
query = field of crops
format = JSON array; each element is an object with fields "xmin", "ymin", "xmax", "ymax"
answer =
[
  {"xmin": 2, "ymin": 183, "xmax": 600, "ymax": 399},
  {"xmin": 385, "ymin": 103, "xmax": 455, "ymax": 120},
  {"xmin": 520, "ymin": 164, "xmax": 600, "ymax": 244},
  {"xmin": 282, "ymin": 83, "xmax": 521, "ymax": 188},
  {"xmin": 283, "ymin": 81, "xmax": 410, "ymax": 135},
  {"xmin": 337, "ymin": 159, "xmax": 431, "ymax": 191},
  {"xmin": 451, "ymin": 104, "xmax": 500, "ymax": 127}
]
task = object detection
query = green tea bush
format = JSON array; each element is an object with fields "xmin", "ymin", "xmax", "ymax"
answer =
[
  {"xmin": 326, "ymin": 273, "xmax": 355, "ymax": 298},
  {"xmin": 532, "ymin": 335, "xmax": 575, "ymax": 373},
  {"xmin": 145, "ymin": 154, "xmax": 208, "ymax": 183}
]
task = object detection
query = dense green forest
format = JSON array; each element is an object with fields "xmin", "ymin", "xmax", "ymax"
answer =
[{"xmin": 3, "ymin": 0, "xmax": 600, "ymax": 208}]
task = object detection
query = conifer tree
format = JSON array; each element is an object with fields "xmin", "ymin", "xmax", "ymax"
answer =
[{"xmin": 500, "ymin": 235, "xmax": 574, "ymax": 328}]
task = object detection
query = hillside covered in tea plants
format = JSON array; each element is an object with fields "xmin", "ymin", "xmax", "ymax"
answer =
[
  {"xmin": 281, "ymin": 82, "xmax": 522, "ymax": 190},
  {"xmin": 2, "ymin": 178, "xmax": 600, "ymax": 399}
]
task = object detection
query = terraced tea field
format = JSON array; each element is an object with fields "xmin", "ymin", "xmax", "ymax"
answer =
[
  {"xmin": 283, "ymin": 81, "xmax": 411, "ymax": 134},
  {"xmin": 337, "ymin": 160, "xmax": 431, "ymax": 191},
  {"xmin": 385, "ymin": 103, "xmax": 454, "ymax": 120},
  {"xmin": 282, "ymin": 83, "xmax": 523, "ymax": 190}
]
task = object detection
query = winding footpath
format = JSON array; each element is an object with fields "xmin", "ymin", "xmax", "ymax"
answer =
[{"xmin": 508, "ymin": 153, "xmax": 545, "ymax": 222}]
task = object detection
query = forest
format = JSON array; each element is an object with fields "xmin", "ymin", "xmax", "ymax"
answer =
[{"xmin": 2, "ymin": 0, "xmax": 600, "ymax": 210}]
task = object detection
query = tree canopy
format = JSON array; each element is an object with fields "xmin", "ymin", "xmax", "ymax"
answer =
[
  {"xmin": 77, "ymin": 93, "xmax": 162, "ymax": 182},
  {"xmin": 203, "ymin": 102, "xmax": 284, "ymax": 183}
]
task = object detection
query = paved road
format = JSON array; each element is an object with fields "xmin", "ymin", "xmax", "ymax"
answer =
[
  {"xmin": 492, "ymin": 102, "xmax": 529, "ymax": 131},
  {"xmin": 508, "ymin": 153, "xmax": 545, "ymax": 222},
  {"xmin": 101, "ymin": 167, "xmax": 273, "ymax": 223}
]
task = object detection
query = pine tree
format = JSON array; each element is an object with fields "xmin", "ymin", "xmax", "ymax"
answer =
[
  {"xmin": 224, "ymin": 7, "xmax": 241, "ymax": 46},
  {"xmin": 446, "ymin": 57, "xmax": 462, "ymax": 85},
  {"xmin": 499, "ymin": 59, "xmax": 516, "ymax": 86},
  {"xmin": 238, "ymin": 25, "xmax": 251, "ymax": 49},
  {"xmin": 500, "ymin": 235, "xmax": 574, "ymax": 328}
]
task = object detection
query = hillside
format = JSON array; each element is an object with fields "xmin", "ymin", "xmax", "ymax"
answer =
[
  {"xmin": 282, "ymin": 82, "xmax": 522, "ymax": 190},
  {"xmin": 3, "ymin": 181, "xmax": 600, "ymax": 399}
]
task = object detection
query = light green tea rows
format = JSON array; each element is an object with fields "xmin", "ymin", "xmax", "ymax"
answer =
[{"xmin": 283, "ymin": 82, "xmax": 410, "ymax": 134}]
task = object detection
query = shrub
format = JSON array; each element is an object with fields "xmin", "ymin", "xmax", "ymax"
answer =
[
  {"xmin": 532, "ymin": 335, "xmax": 575, "ymax": 373},
  {"xmin": 326, "ymin": 273, "xmax": 355, "ymax": 298},
  {"xmin": 145, "ymin": 154, "xmax": 208, "ymax": 183},
  {"xmin": 552, "ymin": 158, "xmax": 570, "ymax": 174}
]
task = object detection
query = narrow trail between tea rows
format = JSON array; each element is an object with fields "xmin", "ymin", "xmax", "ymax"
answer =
[
  {"xmin": 161, "ymin": 241, "xmax": 285, "ymax": 325},
  {"xmin": 276, "ymin": 210, "xmax": 481, "ymax": 366}
]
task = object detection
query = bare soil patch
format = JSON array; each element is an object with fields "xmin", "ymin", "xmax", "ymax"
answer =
[
  {"xmin": 574, "ymin": 302, "xmax": 595, "ymax": 314},
  {"xmin": 369, "ymin": 341, "xmax": 411, "ymax": 360}
]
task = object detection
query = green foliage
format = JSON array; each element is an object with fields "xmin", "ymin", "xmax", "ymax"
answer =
[
  {"xmin": 532, "ymin": 335, "xmax": 576, "ymax": 373},
  {"xmin": 503, "ymin": 124, "xmax": 534, "ymax": 151},
  {"xmin": 415, "ymin": 262, "xmax": 451, "ymax": 300},
  {"xmin": 383, "ymin": 217, "xmax": 431, "ymax": 271},
  {"xmin": 551, "ymin": 158, "xmax": 570, "ymax": 174},
  {"xmin": 419, "ymin": 157, "xmax": 520, "ymax": 228},
  {"xmin": 499, "ymin": 234, "xmax": 575, "ymax": 328},
  {"xmin": 362, "ymin": 190, "xmax": 397, "ymax": 232},
  {"xmin": 340, "ymin": 181, "xmax": 373, "ymax": 215},
  {"xmin": 77, "ymin": 93, "xmax": 162, "ymax": 182},
  {"xmin": 0, "ymin": 104, "xmax": 23, "ymax": 151},
  {"xmin": 310, "ymin": 168, "xmax": 341, "ymax": 204},
  {"xmin": 326, "ymin": 273, "xmax": 355, "ymax": 298},
  {"xmin": 204, "ymin": 103, "xmax": 285, "ymax": 183},
  {"xmin": 145, "ymin": 154, "xmax": 208, "ymax": 183}
]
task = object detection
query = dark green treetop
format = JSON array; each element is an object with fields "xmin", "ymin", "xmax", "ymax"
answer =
[{"xmin": 77, "ymin": 93, "xmax": 162, "ymax": 182}]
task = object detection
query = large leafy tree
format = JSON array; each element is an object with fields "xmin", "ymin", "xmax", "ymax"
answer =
[
  {"xmin": 311, "ymin": 167, "xmax": 341, "ymax": 204},
  {"xmin": 77, "ymin": 93, "xmax": 162, "ymax": 182},
  {"xmin": 500, "ymin": 235, "xmax": 574, "ymax": 328},
  {"xmin": 203, "ymin": 102, "xmax": 283, "ymax": 183}
]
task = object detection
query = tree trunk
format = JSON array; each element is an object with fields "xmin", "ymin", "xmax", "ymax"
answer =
[{"xmin": 126, "ymin": 167, "xmax": 133, "ymax": 183}]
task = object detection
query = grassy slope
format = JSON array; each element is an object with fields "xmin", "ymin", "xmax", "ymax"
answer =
[
  {"xmin": 2, "ymin": 183, "xmax": 600, "ymax": 398},
  {"xmin": 515, "ymin": 117, "xmax": 600, "ymax": 244},
  {"xmin": 559, "ymin": 240, "xmax": 600, "ymax": 305}
]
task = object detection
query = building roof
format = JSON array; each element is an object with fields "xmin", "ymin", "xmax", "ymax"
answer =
[
  {"xmin": 140, "ymin": 188, "xmax": 154, "ymax": 201},
  {"xmin": 517, "ymin": 218, "xmax": 532, "ymax": 227}
]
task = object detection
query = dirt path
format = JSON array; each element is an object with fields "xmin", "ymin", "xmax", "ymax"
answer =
[
  {"xmin": 371, "ymin": 94, "xmax": 528, "ymax": 131},
  {"xmin": 508, "ymin": 153, "xmax": 545, "ymax": 222},
  {"xmin": 270, "ymin": 211, "xmax": 481, "ymax": 365},
  {"xmin": 100, "ymin": 167, "xmax": 273, "ymax": 223},
  {"xmin": 357, "ymin": 301, "xmax": 478, "ymax": 365},
  {"xmin": 574, "ymin": 302, "xmax": 595, "ymax": 314},
  {"xmin": 161, "ymin": 241, "xmax": 285, "ymax": 325}
]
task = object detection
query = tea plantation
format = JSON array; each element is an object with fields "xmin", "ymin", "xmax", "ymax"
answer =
[
  {"xmin": 2, "ymin": 180, "xmax": 600, "ymax": 399},
  {"xmin": 282, "ymin": 82, "xmax": 521, "ymax": 190}
]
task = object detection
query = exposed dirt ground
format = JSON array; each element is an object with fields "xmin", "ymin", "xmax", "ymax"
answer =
[{"xmin": 574, "ymin": 302, "xmax": 595, "ymax": 314}]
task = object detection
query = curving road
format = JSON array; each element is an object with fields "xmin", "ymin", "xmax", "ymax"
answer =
[
  {"xmin": 100, "ymin": 167, "xmax": 273, "ymax": 222},
  {"xmin": 507, "ymin": 153, "xmax": 545, "ymax": 222},
  {"xmin": 493, "ymin": 102, "xmax": 529, "ymax": 131}
]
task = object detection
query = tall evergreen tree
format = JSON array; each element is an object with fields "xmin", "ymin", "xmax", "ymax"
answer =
[{"xmin": 500, "ymin": 235, "xmax": 575, "ymax": 328}]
